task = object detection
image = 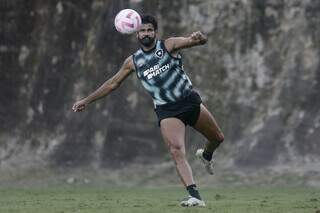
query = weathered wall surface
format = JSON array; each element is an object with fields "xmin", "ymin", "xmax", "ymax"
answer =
[{"xmin": 1, "ymin": 0, "xmax": 319, "ymax": 174}]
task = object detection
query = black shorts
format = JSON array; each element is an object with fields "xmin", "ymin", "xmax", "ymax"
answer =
[{"xmin": 154, "ymin": 90, "xmax": 202, "ymax": 126}]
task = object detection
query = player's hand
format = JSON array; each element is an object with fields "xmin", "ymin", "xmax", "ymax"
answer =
[
  {"xmin": 190, "ymin": 31, "xmax": 207, "ymax": 44},
  {"xmin": 72, "ymin": 99, "xmax": 88, "ymax": 112}
]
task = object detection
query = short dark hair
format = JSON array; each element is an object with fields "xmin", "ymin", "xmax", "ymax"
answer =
[{"xmin": 141, "ymin": 15, "xmax": 158, "ymax": 30}]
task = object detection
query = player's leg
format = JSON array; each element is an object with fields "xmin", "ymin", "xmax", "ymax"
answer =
[
  {"xmin": 193, "ymin": 104, "xmax": 224, "ymax": 172},
  {"xmin": 160, "ymin": 117, "xmax": 204, "ymax": 206},
  {"xmin": 160, "ymin": 117, "xmax": 193, "ymax": 186}
]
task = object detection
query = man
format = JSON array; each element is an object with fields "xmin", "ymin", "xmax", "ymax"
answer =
[{"xmin": 72, "ymin": 15, "xmax": 224, "ymax": 207}]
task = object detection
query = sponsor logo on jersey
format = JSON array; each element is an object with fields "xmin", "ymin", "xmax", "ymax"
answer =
[{"xmin": 143, "ymin": 63, "xmax": 170, "ymax": 80}]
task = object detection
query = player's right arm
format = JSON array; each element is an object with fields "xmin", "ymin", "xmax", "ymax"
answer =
[{"xmin": 72, "ymin": 56, "xmax": 134, "ymax": 112}]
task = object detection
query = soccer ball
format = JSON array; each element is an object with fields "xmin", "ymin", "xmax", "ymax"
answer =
[{"xmin": 114, "ymin": 9, "xmax": 142, "ymax": 34}]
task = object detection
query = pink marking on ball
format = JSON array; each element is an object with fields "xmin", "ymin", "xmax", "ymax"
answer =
[
  {"xmin": 135, "ymin": 17, "xmax": 141, "ymax": 26},
  {"xmin": 126, "ymin": 11, "xmax": 134, "ymax": 18},
  {"xmin": 122, "ymin": 21, "xmax": 134, "ymax": 29}
]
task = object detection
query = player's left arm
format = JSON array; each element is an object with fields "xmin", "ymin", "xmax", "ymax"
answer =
[{"xmin": 164, "ymin": 31, "xmax": 208, "ymax": 53}]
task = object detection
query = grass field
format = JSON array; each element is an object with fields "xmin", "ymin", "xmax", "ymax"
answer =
[{"xmin": 0, "ymin": 185, "xmax": 319, "ymax": 213}]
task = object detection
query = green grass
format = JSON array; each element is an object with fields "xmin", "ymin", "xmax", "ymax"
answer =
[{"xmin": 0, "ymin": 185, "xmax": 319, "ymax": 213}]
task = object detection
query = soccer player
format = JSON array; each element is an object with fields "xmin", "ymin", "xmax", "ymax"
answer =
[{"xmin": 72, "ymin": 15, "xmax": 224, "ymax": 207}]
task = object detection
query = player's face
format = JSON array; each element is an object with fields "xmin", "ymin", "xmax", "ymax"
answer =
[{"xmin": 137, "ymin": 23, "xmax": 156, "ymax": 47}]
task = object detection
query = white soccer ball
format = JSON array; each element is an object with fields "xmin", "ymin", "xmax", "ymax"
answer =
[{"xmin": 114, "ymin": 9, "xmax": 142, "ymax": 34}]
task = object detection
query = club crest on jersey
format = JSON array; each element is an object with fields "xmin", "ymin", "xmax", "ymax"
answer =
[{"xmin": 155, "ymin": 49, "xmax": 163, "ymax": 58}]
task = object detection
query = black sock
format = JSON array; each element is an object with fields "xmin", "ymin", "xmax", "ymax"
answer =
[
  {"xmin": 202, "ymin": 150, "xmax": 213, "ymax": 161},
  {"xmin": 203, "ymin": 140, "xmax": 221, "ymax": 161},
  {"xmin": 186, "ymin": 184, "xmax": 202, "ymax": 200}
]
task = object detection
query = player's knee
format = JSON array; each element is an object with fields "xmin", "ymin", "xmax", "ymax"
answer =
[
  {"xmin": 216, "ymin": 132, "xmax": 224, "ymax": 143},
  {"xmin": 169, "ymin": 144, "xmax": 185, "ymax": 161}
]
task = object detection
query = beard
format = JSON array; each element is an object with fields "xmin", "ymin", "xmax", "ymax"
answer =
[{"xmin": 139, "ymin": 36, "xmax": 155, "ymax": 47}]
